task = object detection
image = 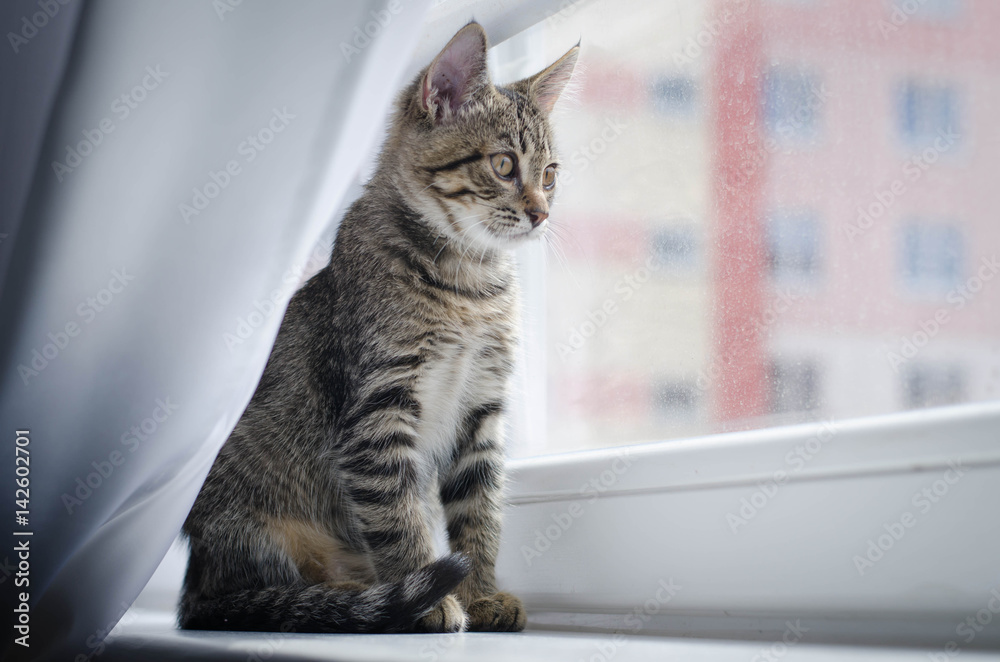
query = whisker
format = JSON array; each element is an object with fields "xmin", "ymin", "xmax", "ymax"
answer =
[
  {"xmin": 544, "ymin": 225, "xmax": 582, "ymax": 290},
  {"xmin": 455, "ymin": 241, "xmax": 477, "ymax": 293},
  {"xmin": 432, "ymin": 213, "xmax": 487, "ymax": 265},
  {"xmin": 433, "ymin": 237, "xmax": 453, "ymax": 265}
]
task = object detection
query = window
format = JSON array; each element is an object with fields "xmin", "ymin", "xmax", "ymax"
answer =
[
  {"xmin": 652, "ymin": 379, "xmax": 699, "ymax": 420},
  {"xmin": 650, "ymin": 76, "xmax": 697, "ymax": 117},
  {"xmin": 763, "ymin": 66, "xmax": 823, "ymax": 143},
  {"xmin": 769, "ymin": 358, "xmax": 822, "ymax": 414},
  {"xmin": 651, "ymin": 224, "xmax": 699, "ymax": 272},
  {"xmin": 902, "ymin": 361, "xmax": 965, "ymax": 408},
  {"xmin": 899, "ymin": 221, "xmax": 963, "ymax": 295},
  {"xmin": 891, "ymin": 0, "xmax": 962, "ymax": 20},
  {"xmin": 501, "ymin": 0, "xmax": 999, "ymax": 458},
  {"xmin": 765, "ymin": 211, "xmax": 821, "ymax": 284},
  {"xmin": 897, "ymin": 80, "xmax": 960, "ymax": 145}
]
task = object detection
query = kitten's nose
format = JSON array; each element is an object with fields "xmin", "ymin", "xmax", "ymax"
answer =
[{"xmin": 526, "ymin": 208, "xmax": 549, "ymax": 227}]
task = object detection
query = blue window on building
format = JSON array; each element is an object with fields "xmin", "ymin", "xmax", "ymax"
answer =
[
  {"xmin": 892, "ymin": 0, "xmax": 962, "ymax": 21},
  {"xmin": 899, "ymin": 221, "xmax": 963, "ymax": 294},
  {"xmin": 769, "ymin": 358, "xmax": 822, "ymax": 414},
  {"xmin": 651, "ymin": 225, "xmax": 698, "ymax": 271},
  {"xmin": 651, "ymin": 76, "xmax": 697, "ymax": 116},
  {"xmin": 902, "ymin": 362, "xmax": 964, "ymax": 409},
  {"xmin": 653, "ymin": 380, "xmax": 699, "ymax": 420},
  {"xmin": 897, "ymin": 80, "xmax": 959, "ymax": 144},
  {"xmin": 763, "ymin": 66, "xmax": 823, "ymax": 141},
  {"xmin": 766, "ymin": 211, "xmax": 821, "ymax": 283}
]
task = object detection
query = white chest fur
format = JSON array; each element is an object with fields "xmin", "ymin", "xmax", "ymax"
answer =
[{"xmin": 414, "ymin": 336, "xmax": 482, "ymax": 467}]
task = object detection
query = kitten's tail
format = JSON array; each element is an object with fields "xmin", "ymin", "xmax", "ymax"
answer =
[{"xmin": 179, "ymin": 554, "xmax": 470, "ymax": 633}]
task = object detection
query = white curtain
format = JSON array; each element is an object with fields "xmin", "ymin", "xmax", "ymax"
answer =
[
  {"xmin": 0, "ymin": 2, "xmax": 433, "ymax": 659},
  {"xmin": 0, "ymin": 1, "xmax": 578, "ymax": 659}
]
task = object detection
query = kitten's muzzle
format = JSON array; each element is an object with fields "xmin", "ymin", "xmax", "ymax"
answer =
[{"xmin": 526, "ymin": 208, "xmax": 548, "ymax": 228}]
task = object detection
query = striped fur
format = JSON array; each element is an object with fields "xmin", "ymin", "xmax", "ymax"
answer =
[{"xmin": 181, "ymin": 22, "xmax": 577, "ymax": 634}]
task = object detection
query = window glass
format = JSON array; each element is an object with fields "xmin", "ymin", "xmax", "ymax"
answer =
[
  {"xmin": 897, "ymin": 80, "xmax": 960, "ymax": 145},
  {"xmin": 899, "ymin": 220, "xmax": 963, "ymax": 295},
  {"xmin": 764, "ymin": 66, "xmax": 824, "ymax": 143},
  {"xmin": 902, "ymin": 361, "xmax": 965, "ymax": 408},
  {"xmin": 652, "ymin": 224, "xmax": 700, "ymax": 273},
  {"xmin": 769, "ymin": 357, "xmax": 822, "ymax": 414},
  {"xmin": 652, "ymin": 76, "xmax": 699, "ymax": 117},
  {"xmin": 891, "ymin": 0, "xmax": 963, "ymax": 21},
  {"xmin": 766, "ymin": 210, "xmax": 822, "ymax": 284},
  {"xmin": 500, "ymin": 0, "xmax": 999, "ymax": 457}
]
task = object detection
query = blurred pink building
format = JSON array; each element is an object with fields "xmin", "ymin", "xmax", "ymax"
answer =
[{"xmin": 545, "ymin": 0, "xmax": 1000, "ymax": 451}]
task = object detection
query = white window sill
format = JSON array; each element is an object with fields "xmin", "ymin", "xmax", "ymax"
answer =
[
  {"xmin": 131, "ymin": 402, "xmax": 1000, "ymax": 658},
  {"xmin": 495, "ymin": 401, "xmax": 1000, "ymax": 650},
  {"xmin": 104, "ymin": 609, "xmax": 1000, "ymax": 662}
]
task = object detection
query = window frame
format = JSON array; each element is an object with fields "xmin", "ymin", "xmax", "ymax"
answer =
[{"xmin": 497, "ymin": 401, "xmax": 1000, "ymax": 647}]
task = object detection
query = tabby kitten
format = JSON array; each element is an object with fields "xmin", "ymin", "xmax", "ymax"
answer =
[{"xmin": 181, "ymin": 22, "xmax": 577, "ymax": 634}]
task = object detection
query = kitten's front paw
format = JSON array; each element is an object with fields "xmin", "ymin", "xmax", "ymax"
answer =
[
  {"xmin": 466, "ymin": 592, "xmax": 526, "ymax": 632},
  {"xmin": 415, "ymin": 594, "xmax": 467, "ymax": 633}
]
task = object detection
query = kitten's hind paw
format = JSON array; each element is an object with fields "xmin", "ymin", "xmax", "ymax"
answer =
[
  {"xmin": 414, "ymin": 594, "xmax": 467, "ymax": 633},
  {"xmin": 466, "ymin": 592, "xmax": 526, "ymax": 632}
]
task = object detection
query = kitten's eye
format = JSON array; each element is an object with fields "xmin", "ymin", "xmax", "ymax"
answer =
[
  {"xmin": 490, "ymin": 153, "xmax": 515, "ymax": 180},
  {"xmin": 542, "ymin": 165, "xmax": 557, "ymax": 190}
]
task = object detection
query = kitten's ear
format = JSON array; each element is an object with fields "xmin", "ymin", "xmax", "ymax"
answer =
[
  {"xmin": 420, "ymin": 22, "xmax": 490, "ymax": 124},
  {"xmin": 524, "ymin": 45, "xmax": 579, "ymax": 114}
]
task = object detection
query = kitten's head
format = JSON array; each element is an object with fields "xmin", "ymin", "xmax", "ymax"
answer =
[{"xmin": 389, "ymin": 22, "xmax": 578, "ymax": 254}]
